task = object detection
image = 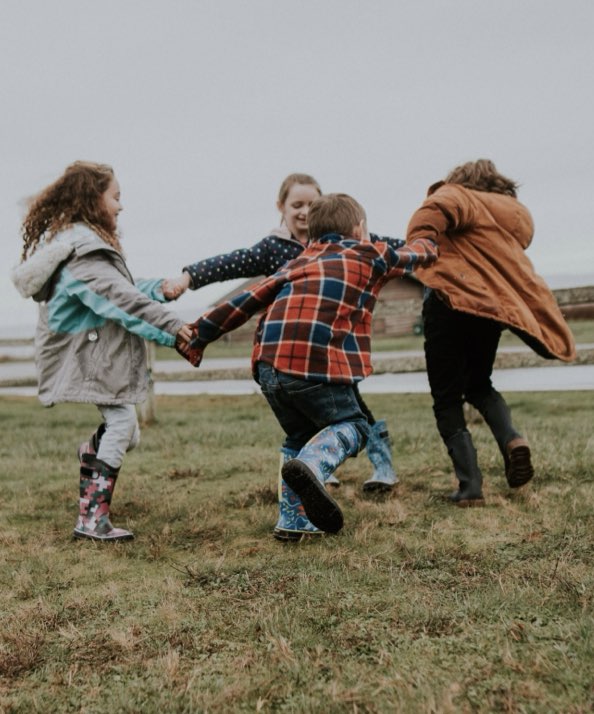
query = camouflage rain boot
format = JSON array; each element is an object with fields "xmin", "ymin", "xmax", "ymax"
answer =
[
  {"xmin": 362, "ymin": 420, "xmax": 399, "ymax": 493},
  {"xmin": 77, "ymin": 423, "xmax": 106, "ymax": 463},
  {"xmin": 282, "ymin": 422, "xmax": 361, "ymax": 533},
  {"xmin": 73, "ymin": 454, "xmax": 134, "ymax": 542},
  {"xmin": 273, "ymin": 448, "xmax": 323, "ymax": 542}
]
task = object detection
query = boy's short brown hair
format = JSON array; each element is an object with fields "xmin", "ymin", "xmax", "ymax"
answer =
[{"xmin": 307, "ymin": 193, "xmax": 367, "ymax": 241}]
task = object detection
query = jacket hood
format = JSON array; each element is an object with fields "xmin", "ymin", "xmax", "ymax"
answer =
[
  {"xmin": 268, "ymin": 225, "xmax": 307, "ymax": 246},
  {"xmin": 11, "ymin": 225, "xmax": 115, "ymax": 301}
]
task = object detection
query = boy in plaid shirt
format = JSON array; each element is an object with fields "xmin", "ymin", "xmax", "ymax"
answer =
[{"xmin": 179, "ymin": 193, "xmax": 438, "ymax": 534}]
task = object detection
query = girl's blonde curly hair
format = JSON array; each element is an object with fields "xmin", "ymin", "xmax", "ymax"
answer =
[{"xmin": 21, "ymin": 161, "xmax": 122, "ymax": 261}]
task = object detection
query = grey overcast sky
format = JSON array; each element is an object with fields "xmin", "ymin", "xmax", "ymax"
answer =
[{"xmin": 2, "ymin": 0, "xmax": 593, "ymax": 333}]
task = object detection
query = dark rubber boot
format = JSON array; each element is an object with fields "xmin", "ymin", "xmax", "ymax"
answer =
[
  {"xmin": 445, "ymin": 430, "xmax": 485, "ymax": 507},
  {"xmin": 504, "ymin": 437, "xmax": 534, "ymax": 488},
  {"xmin": 471, "ymin": 391, "xmax": 534, "ymax": 488}
]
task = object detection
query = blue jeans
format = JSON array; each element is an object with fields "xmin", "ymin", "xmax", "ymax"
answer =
[{"xmin": 256, "ymin": 362, "xmax": 370, "ymax": 452}]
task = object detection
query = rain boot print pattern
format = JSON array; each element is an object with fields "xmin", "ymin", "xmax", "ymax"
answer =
[
  {"xmin": 73, "ymin": 454, "xmax": 134, "ymax": 541},
  {"xmin": 274, "ymin": 448, "xmax": 323, "ymax": 542},
  {"xmin": 362, "ymin": 420, "xmax": 399, "ymax": 493}
]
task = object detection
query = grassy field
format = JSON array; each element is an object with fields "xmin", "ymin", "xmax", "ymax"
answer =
[{"xmin": 0, "ymin": 392, "xmax": 593, "ymax": 713}]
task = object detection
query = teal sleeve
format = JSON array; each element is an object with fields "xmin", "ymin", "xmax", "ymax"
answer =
[
  {"xmin": 48, "ymin": 267, "xmax": 179, "ymax": 346},
  {"xmin": 136, "ymin": 278, "xmax": 167, "ymax": 302}
]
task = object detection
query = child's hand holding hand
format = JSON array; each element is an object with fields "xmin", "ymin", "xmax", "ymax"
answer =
[
  {"xmin": 175, "ymin": 323, "xmax": 204, "ymax": 367},
  {"xmin": 177, "ymin": 324, "xmax": 193, "ymax": 344},
  {"xmin": 162, "ymin": 273, "xmax": 191, "ymax": 300},
  {"xmin": 398, "ymin": 239, "xmax": 439, "ymax": 269}
]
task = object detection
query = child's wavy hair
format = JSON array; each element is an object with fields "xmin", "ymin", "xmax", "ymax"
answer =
[
  {"xmin": 20, "ymin": 161, "xmax": 122, "ymax": 261},
  {"xmin": 445, "ymin": 159, "xmax": 519, "ymax": 197}
]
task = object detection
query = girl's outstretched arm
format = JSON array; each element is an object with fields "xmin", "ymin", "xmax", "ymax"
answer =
[{"xmin": 162, "ymin": 233, "xmax": 303, "ymax": 298}]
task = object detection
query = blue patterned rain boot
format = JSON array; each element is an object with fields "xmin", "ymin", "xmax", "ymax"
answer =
[
  {"xmin": 282, "ymin": 423, "xmax": 362, "ymax": 534},
  {"xmin": 273, "ymin": 448, "xmax": 323, "ymax": 542},
  {"xmin": 362, "ymin": 420, "xmax": 399, "ymax": 493},
  {"xmin": 325, "ymin": 473, "xmax": 341, "ymax": 488}
]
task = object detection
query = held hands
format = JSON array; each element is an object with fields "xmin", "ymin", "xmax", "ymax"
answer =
[
  {"xmin": 175, "ymin": 323, "xmax": 204, "ymax": 366},
  {"xmin": 162, "ymin": 272, "xmax": 191, "ymax": 300},
  {"xmin": 176, "ymin": 324, "xmax": 193, "ymax": 344},
  {"xmin": 175, "ymin": 323, "xmax": 193, "ymax": 356},
  {"xmin": 398, "ymin": 239, "xmax": 439, "ymax": 267}
]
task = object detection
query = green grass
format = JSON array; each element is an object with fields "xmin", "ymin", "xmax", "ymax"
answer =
[{"xmin": 0, "ymin": 392, "xmax": 593, "ymax": 712}]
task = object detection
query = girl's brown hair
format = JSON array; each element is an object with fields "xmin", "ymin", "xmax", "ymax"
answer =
[
  {"xmin": 445, "ymin": 159, "xmax": 519, "ymax": 197},
  {"xmin": 20, "ymin": 161, "xmax": 122, "ymax": 260},
  {"xmin": 277, "ymin": 173, "xmax": 322, "ymax": 207}
]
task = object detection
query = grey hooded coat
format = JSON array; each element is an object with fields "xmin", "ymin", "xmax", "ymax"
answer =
[{"xmin": 11, "ymin": 224, "xmax": 184, "ymax": 406}]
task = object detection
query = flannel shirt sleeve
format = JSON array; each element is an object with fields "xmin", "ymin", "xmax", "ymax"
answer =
[
  {"xmin": 180, "ymin": 271, "xmax": 288, "ymax": 366},
  {"xmin": 383, "ymin": 237, "xmax": 439, "ymax": 278},
  {"xmin": 369, "ymin": 233, "xmax": 405, "ymax": 250}
]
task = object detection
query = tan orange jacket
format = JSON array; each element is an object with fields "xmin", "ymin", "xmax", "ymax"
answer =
[{"xmin": 406, "ymin": 182, "xmax": 576, "ymax": 362}]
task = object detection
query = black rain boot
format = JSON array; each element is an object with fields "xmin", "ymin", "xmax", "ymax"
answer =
[
  {"xmin": 445, "ymin": 430, "xmax": 485, "ymax": 507},
  {"xmin": 471, "ymin": 391, "xmax": 533, "ymax": 487}
]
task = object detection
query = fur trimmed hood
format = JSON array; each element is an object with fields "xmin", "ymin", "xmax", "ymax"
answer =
[{"xmin": 11, "ymin": 236, "xmax": 76, "ymax": 301}]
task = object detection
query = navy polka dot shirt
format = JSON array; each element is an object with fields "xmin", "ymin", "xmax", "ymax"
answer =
[
  {"xmin": 183, "ymin": 235, "xmax": 303, "ymax": 289},
  {"xmin": 182, "ymin": 233, "xmax": 404, "ymax": 289}
]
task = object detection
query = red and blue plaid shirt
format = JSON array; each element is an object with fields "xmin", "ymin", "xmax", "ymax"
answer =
[{"xmin": 184, "ymin": 234, "xmax": 438, "ymax": 383}]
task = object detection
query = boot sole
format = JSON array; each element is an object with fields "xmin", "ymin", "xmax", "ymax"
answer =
[
  {"xmin": 455, "ymin": 498, "xmax": 485, "ymax": 508},
  {"xmin": 281, "ymin": 461, "xmax": 344, "ymax": 534},
  {"xmin": 506, "ymin": 445, "xmax": 534, "ymax": 488},
  {"xmin": 273, "ymin": 528, "xmax": 324, "ymax": 542},
  {"xmin": 362, "ymin": 481, "xmax": 396, "ymax": 494},
  {"xmin": 73, "ymin": 529, "xmax": 135, "ymax": 542}
]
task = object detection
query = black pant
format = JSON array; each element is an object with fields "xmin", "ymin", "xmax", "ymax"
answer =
[
  {"xmin": 353, "ymin": 383, "xmax": 375, "ymax": 426},
  {"xmin": 423, "ymin": 291, "xmax": 503, "ymax": 442}
]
